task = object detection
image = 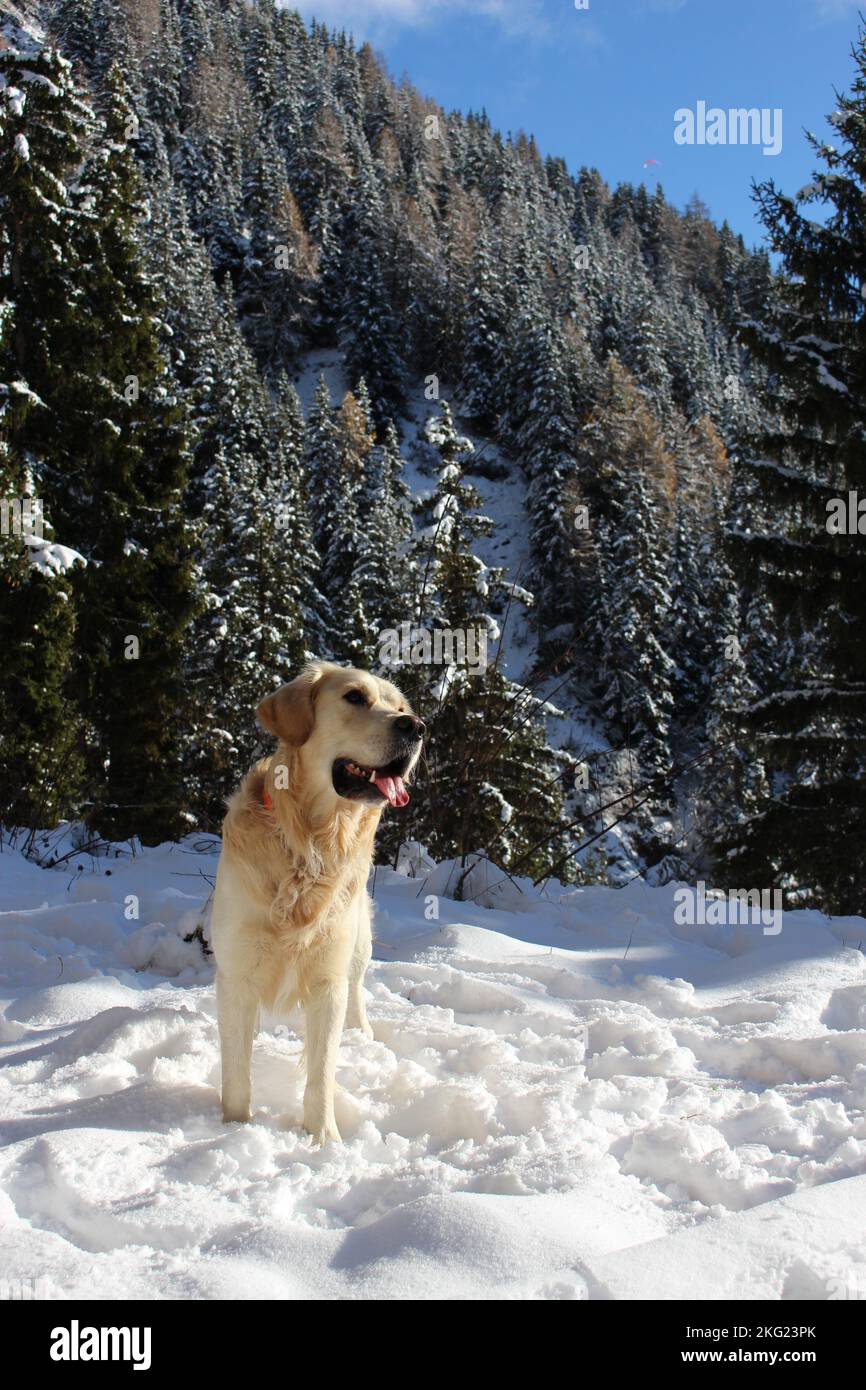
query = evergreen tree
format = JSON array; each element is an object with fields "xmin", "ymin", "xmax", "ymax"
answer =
[
  {"xmin": 0, "ymin": 25, "xmax": 88, "ymax": 828},
  {"xmin": 183, "ymin": 306, "xmax": 312, "ymax": 823},
  {"xmin": 583, "ymin": 360, "xmax": 677, "ymax": 782},
  {"xmin": 67, "ymin": 64, "xmax": 196, "ymax": 842},
  {"xmin": 514, "ymin": 320, "xmax": 583, "ymax": 651},
  {"xmin": 461, "ymin": 219, "xmax": 508, "ymax": 428},
  {"xmin": 338, "ymin": 151, "xmax": 406, "ymax": 425},
  {"xmin": 236, "ymin": 132, "xmax": 318, "ymax": 376},
  {"xmin": 717, "ymin": 25, "xmax": 866, "ymax": 912},
  {"xmin": 380, "ymin": 402, "xmax": 570, "ymax": 879},
  {"xmin": 0, "ymin": 38, "xmax": 195, "ymax": 843},
  {"xmin": 273, "ymin": 374, "xmax": 326, "ymax": 660},
  {"xmin": 304, "ymin": 375, "xmax": 369, "ymax": 662},
  {"xmin": 665, "ymin": 412, "xmax": 731, "ymax": 720},
  {"xmin": 356, "ymin": 418, "xmax": 413, "ymax": 639}
]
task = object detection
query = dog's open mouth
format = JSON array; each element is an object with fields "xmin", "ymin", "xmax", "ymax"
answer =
[{"xmin": 331, "ymin": 755, "xmax": 412, "ymax": 807}]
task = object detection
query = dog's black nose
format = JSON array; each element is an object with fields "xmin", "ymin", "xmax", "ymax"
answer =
[{"xmin": 394, "ymin": 714, "xmax": 425, "ymax": 739}]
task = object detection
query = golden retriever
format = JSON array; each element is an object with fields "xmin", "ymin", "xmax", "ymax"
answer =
[{"xmin": 210, "ymin": 661, "xmax": 424, "ymax": 1143}]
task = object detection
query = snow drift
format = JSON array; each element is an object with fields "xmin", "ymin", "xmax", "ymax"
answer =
[{"xmin": 0, "ymin": 828, "xmax": 864, "ymax": 1300}]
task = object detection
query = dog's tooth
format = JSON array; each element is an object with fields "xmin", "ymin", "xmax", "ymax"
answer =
[{"xmin": 368, "ymin": 769, "xmax": 376, "ymax": 782}]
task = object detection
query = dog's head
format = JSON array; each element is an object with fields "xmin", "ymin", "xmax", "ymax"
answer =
[{"xmin": 257, "ymin": 662, "xmax": 424, "ymax": 811}]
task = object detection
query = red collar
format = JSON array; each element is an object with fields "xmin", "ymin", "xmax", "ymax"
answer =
[{"xmin": 262, "ymin": 789, "xmax": 274, "ymax": 813}]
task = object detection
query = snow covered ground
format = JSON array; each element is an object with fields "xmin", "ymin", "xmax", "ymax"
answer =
[{"xmin": 1, "ymin": 828, "xmax": 865, "ymax": 1301}]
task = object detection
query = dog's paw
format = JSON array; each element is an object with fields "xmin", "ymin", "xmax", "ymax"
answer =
[
  {"xmin": 311, "ymin": 1125, "xmax": 342, "ymax": 1146},
  {"xmin": 304, "ymin": 1112, "xmax": 342, "ymax": 1145},
  {"xmin": 222, "ymin": 1104, "xmax": 251, "ymax": 1124}
]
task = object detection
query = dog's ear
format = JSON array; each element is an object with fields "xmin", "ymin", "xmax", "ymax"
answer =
[{"xmin": 257, "ymin": 666, "xmax": 323, "ymax": 747}]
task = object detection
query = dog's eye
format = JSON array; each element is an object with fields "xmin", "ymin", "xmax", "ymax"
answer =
[{"xmin": 343, "ymin": 689, "xmax": 366, "ymax": 706}]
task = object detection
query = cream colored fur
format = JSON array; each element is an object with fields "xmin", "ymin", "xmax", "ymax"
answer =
[{"xmin": 211, "ymin": 661, "xmax": 421, "ymax": 1144}]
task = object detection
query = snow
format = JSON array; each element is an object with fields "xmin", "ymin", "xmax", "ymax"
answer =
[
  {"xmin": 13, "ymin": 133, "xmax": 29, "ymax": 161},
  {"xmin": 24, "ymin": 534, "xmax": 85, "ymax": 577},
  {"xmin": 591, "ymin": 1176, "xmax": 866, "ymax": 1300},
  {"xmin": 1, "ymin": 828, "xmax": 864, "ymax": 1301},
  {"xmin": 292, "ymin": 347, "xmax": 350, "ymax": 415},
  {"xmin": 0, "ymin": 12, "xmax": 46, "ymax": 61},
  {"xmin": 18, "ymin": 69, "xmax": 59, "ymax": 96},
  {"xmin": 816, "ymin": 361, "xmax": 849, "ymax": 394},
  {"xmin": 4, "ymin": 86, "xmax": 25, "ymax": 116},
  {"xmin": 7, "ymin": 378, "xmax": 44, "ymax": 408}
]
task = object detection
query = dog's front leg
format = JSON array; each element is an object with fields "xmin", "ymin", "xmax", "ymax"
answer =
[
  {"xmin": 217, "ymin": 973, "xmax": 258, "ymax": 1123},
  {"xmin": 303, "ymin": 975, "xmax": 348, "ymax": 1144},
  {"xmin": 345, "ymin": 895, "xmax": 374, "ymax": 1039}
]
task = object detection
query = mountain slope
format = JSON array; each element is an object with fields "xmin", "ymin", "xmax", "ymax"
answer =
[{"xmin": 2, "ymin": 1, "xmax": 835, "ymax": 900}]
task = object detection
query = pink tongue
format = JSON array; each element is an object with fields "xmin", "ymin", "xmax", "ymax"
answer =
[{"xmin": 373, "ymin": 774, "xmax": 410, "ymax": 808}]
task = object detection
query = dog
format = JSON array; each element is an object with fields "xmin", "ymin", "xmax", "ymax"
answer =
[{"xmin": 210, "ymin": 661, "xmax": 424, "ymax": 1144}]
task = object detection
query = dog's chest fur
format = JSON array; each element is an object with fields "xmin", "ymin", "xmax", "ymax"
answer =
[{"xmin": 223, "ymin": 757, "xmax": 379, "ymax": 951}]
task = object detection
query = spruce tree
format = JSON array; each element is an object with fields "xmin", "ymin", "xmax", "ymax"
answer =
[
  {"xmin": 65, "ymin": 63, "xmax": 196, "ymax": 843},
  {"xmin": 0, "ymin": 26, "xmax": 88, "ymax": 828},
  {"xmin": 515, "ymin": 320, "xmax": 583, "ymax": 651},
  {"xmin": 236, "ymin": 133, "xmax": 318, "ymax": 377},
  {"xmin": 0, "ymin": 37, "xmax": 195, "ymax": 843},
  {"xmin": 665, "ymin": 412, "xmax": 731, "ymax": 722},
  {"xmin": 379, "ymin": 402, "xmax": 570, "ymax": 880},
  {"xmin": 717, "ymin": 25, "xmax": 866, "ymax": 912},
  {"xmin": 462, "ymin": 219, "xmax": 508, "ymax": 429},
  {"xmin": 338, "ymin": 153, "xmax": 406, "ymax": 425},
  {"xmin": 273, "ymin": 374, "xmax": 326, "ymax": 661},
  {"xmin": 183, "ymin": 307, "xmax": 311, "ymax": 824},
  {"xmin": 356, "ymin": 418, "xmax": 413, "ymax": 641},
  {"xmin": 582, "ymin": 359, "xmax": 677, "ymax": 783},
  {"xmin": 305, "ymin": 375, "xmax": 369, "ymax": 663}
]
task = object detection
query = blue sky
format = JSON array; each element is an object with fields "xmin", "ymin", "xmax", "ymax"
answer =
[{"xmin": 289, "ymin": 0, "xmax": 864, "ymax": 248}]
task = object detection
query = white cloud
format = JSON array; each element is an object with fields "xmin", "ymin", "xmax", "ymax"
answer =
[{"xmin": 286, "ymin": 0, "xmax": 549, "ymax": 41}]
